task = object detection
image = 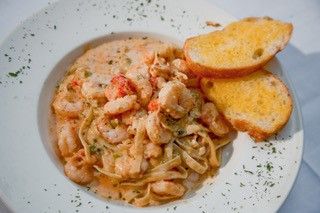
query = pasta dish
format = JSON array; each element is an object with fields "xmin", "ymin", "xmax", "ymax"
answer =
[{"xmin": 51, "ymin": 38, "xmax": 232, "ymax": 206}]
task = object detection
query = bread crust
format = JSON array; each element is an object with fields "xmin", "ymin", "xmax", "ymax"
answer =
[
  {"xmin": 183, "ymin": 18, "xmax": 293, "ymax": 78},
  {"xmin": 200, "ymin": 70, "xmax": 293, "ymax": 141}
]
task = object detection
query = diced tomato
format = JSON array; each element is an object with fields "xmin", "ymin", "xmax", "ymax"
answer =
[
  {"xmin": 149, "ymin": 76, "xmax": 157, "ymax": 89},
  {"xmin": 71, "ymin": 79, "xmax": 79, "ymax": 87},
  {"xmin": 148, "ymin": 99, "xmax": 159, "ymax": 112},
  {"xmin": 67, "ymin": 78, "xmax": 81, "ymax": 91},
  {"xmin": 105, "ymin": 74, "xmax": 136, "ymax": 100}
]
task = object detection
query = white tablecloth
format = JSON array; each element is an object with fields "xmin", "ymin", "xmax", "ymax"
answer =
[{"xmin": 1, "ymin": 0, "xmax": 319, "ymax": 212}]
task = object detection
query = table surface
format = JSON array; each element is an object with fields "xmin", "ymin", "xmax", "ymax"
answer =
[{"xmin": 1, "ymin": 0, "xmax": 320, "ymax": 212}]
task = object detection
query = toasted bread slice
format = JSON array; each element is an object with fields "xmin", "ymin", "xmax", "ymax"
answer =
[
  {"xmin": 184, "ymin": 17, "xmax": 293, "ymax": 78},
  {"xmin": 201, "ymin": 70, "xmax": 292, "ymax": 141}
]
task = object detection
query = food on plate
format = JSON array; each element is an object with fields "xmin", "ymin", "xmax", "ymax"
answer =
[
  {"xmin": 201, "ymin": 69, "xmax": 293, "ymax": 141},
  {"xmin": 51, "ymin": 15, "xmax": 294, "ymax": 207},
  {"xmin": 51, "ymin": 37, "xmax": 233, "ymax": 206},
  {"xmin": 184, "ymin": 17, "xmax": 293, "ymax": 78}
]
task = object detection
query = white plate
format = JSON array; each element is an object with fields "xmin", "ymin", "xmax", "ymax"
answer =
[{"xmin": 0, "ymin": 0, "xmax": 303, "ymax": 212}]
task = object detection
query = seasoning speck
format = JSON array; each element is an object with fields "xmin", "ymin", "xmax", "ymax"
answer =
[
  {"xmin": 244, "ymin": 170, "xmax": 253, "ymax": 175},
  {"xmin": 206, "ymin": 20, "xmax": 221, "ymax": 27}
]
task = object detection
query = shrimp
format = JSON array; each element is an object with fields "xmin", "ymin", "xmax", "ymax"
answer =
[
  {"xmin": 147, "ymin": 99, "xmax": 160, "ymax": 112},
  {"xmin": 122, "ymin": 109, "xmax": 147, "ymax": 126},
  {"xmin": 64, "ymin": 149, "xmax": 94, "ymax": 185},
  {"xmin": 151, "ymin": 181, "xmax": 185, "ymax": 197},
  {"xmin": 52, "ymin": 92, "xmax": 83, "ymax": 118},
  {"xmin": 96, "ymin": 116, "xmax": 129, "ymax": 144},
  {"xmin": 144, "ymin": 142, "xmax": 162, "ymax": 159},
  {"xmin": 150, "ymin": 76, "xmax": 167, "ymax": 90},
  {"xmin": 121, "ymin": 110, "xmax": 138, "ymax": 125},
  {"xmin": 114, "ymin": 155, "xmax": 148, "ymax": 179},
  {"xmin": 114, "ymin": 153, "xmax": 132, "ymax": 178},
  {"xmin": 81, "ymin": 73, "xmax": 111, "ymax": 100},
  {"xmin": 57, "ymin": 120, "xmax": 80, "ymax": 157},
  {"xmin": 171, "ymin": 59, "xmax": 199, "ymax": 87},
  {"xmin": 201, "ymin": 102, "xmax": 230, "ymax": 136},
  {"xmin": 146, "ymin": 112, "xmax": 172, "ymax": 144},
  {"xmin": 104, "ymin": 95, "xmax": 138, "ymax": 115},
  {"xmin": 140, "ymin": 158, "xmax": 149, "ymax": 173},
  {"xmin": 114, "ymin": 151, "xmax": 143, "ymax": 179},
  {"xmin": 104, "ymin": 74, "xmax": 136, "ymax": 101},
  {"xmin": 126, "ymin": 111, "xmax": 147, "ymax": 134},
  {"xmin": 149, "ymin": 56, "xmax": 172, "ymax": 79},
  {"xmin": 126, "ymin": 64, "xmax": 153, "ymax": 106},
  {"xmin": 171, "ymin": 59, "xmax": 190, "ymax": 74},
  {"xmin": 158, "ymin": 81, "xmax": 194, "ymax": 119}
]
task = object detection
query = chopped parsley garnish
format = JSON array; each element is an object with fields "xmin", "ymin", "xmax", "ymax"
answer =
[
  {"xmin": 66, "ymin": 84, "xmax": 75, "ymax": 92},
  {"xmin": 89, "ymin": 144, "xmax": 101, "ymax": 154},
  {"xmin": 266, "ymin": 162, "xmax": 273, "ymax": 172},
  {"xmin": 113, "ymin": 153, "xmax": 121, "ymax": 159},
  {"xmin": 110, "ymin": 119, "xmax": 119, "ymax": 128},
  {"xmin": 244, "ymin": 170, "xmax": 253, "ymax": 175},
  {"xmin": 136, "ymin": 74, "xmax": 143, "ymax": 80},
  {"xmin": 84, "ymin": 70, "xmax": 92, "ymax": 78},
  {"xmin": 8, "ymin": 72, "xmax": 19, "ymax": 77},
  {"xmin": 177, "ymin": 129, "xmax": 185, "ymax": 136},
  {"xmin": 126, "ymin": 57, "xmax": 132, "ymax": 65}
]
